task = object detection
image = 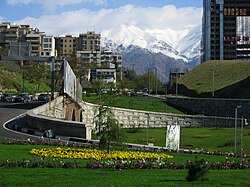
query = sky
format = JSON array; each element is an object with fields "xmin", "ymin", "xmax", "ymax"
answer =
[{"xmin": 0, "ymin": 0, "xmax": 203, "ymax": 36}]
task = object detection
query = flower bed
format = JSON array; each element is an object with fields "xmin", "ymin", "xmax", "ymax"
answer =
[
  {"xmin": 30, "ymin": 147, "xmax": 174, "ymax": 160},
  {"xmin": 86, "ymin": 159, "xmax": 250, "ymax": 170}
]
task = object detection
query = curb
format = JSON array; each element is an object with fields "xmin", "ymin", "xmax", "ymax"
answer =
[{"xmin": 13, "ymin": 124, "xmax": 43, "ymax": 136}]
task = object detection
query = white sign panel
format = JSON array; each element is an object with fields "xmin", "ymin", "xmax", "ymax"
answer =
[
  {"xmin": 237, "ymin": 16, "xmax": 250, "ymax": 45},
  {"xmin": 166, "ymin": 125, "xmax": 180, "ymax": 150},
  {"xmin": 64, "ymin": 60, "xmax": 76, "ymax": 100}
]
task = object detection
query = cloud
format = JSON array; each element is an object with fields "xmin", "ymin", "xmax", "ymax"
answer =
[
  {"xmin": 6, "ymin": 0, "xmax": 107, "ymax": 9},
  {"xmin": 14, "ymin": 4, "xmax": 202, "ymax": 37}
]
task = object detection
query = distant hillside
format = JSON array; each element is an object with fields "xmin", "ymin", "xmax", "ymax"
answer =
[
  {"xmin": 176, "ymin": 60, "xmax": 250, "ymax": 98},
  {"xmin": 0, "ymin": 65, "xmax": 51, "ymax": 94}
]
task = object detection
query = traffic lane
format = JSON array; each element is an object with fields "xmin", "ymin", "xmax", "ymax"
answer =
[{"xmin": 0, "ymin": 101, "xmax": 44, "ymax": 140}]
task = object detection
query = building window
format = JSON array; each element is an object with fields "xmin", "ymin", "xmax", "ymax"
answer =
[
  {"xmin": 32, "ymin": 46, "xmax": 39, "ymax": 50},
  {"xmin": 44, "ymin": 44, "xmax": 51, "ymax": 48}
]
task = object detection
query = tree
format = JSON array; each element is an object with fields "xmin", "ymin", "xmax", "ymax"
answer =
[
  {"xmin": 24, "ymin": 61, "xmax": 50, "ymax": 94},
  {"xmin": 186, "ymin": 157, "xmax": 210, "ymax": 182},
  {"xmin": 94, "ymin": 98, "xmax": 127, "ymax": 152}
]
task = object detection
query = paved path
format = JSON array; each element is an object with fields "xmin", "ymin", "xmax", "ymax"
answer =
[{"xmin": 0, "ymin": 101, "xmax": 43, "ymax": 140}]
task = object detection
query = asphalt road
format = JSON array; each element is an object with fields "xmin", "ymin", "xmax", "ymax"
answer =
[{"xmin": 0, "ymin": 101, "xmax": 44, "ymax": 140}]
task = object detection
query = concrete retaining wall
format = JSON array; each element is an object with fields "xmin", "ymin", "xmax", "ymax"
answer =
[
  {"xmin": 26, "ymin": 96, "xmax": 92, "ymax": 139},
  {"xmin": 166, "ymin": 97, "xmax": 250, "ymax": 119},
  {"xmin": 27, "ymin": 96, "xmax": 244, "ymax": 140},
  {"xmin": 81, "ymin": 101, "xmax": 238, "ymax": 130}
]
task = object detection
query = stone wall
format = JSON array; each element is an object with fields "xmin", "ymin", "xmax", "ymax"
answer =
[
  {"xmin": 81, "ymin": 101, "xmax": 238, "ymax": 130},
  {"xmin": 166, "ymin": 97, "xmax": 250, "ymax": 119}
]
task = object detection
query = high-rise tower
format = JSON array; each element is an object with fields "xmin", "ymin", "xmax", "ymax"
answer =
[{"xmin": 201, "ymin": 0, "xmax": 250, "ymax": 63}]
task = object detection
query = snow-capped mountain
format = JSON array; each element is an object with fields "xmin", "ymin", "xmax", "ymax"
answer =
[
  {"xmin": 101, "ymin": 24, "xmax": 201, "ymax": 81},
  {"xmin": 102, "ymin": 24, "xmax": 201, "ymax": 61}
]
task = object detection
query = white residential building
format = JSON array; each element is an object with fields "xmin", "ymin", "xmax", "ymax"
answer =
[
  {"xmin": 91, "ymin": 68, "xmax": 116, "ymax": 84},
  {"xmin": 41, "ymin": 35, "xmax": 56, "ymax": 57}
]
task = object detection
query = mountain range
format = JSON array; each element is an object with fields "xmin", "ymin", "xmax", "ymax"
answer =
[{"xmin": 101, "ymin": 24, "xmax": 202, "ymax": 82}]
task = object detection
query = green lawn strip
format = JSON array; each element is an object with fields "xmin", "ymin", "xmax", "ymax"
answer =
[
  {"xmin": 92, "ymin": 127, "xmax": 250, "ymax": 154},
  {"xmin": 83, "ymin": 94, "xmax": 183, "ymax": 114},
  {"xmin": 0, "ymin": 143, "xmax": 241, "ymax": 165},
  {"xmin": 0, "ymin": 168, "xmax": 249, "ymax": 187},
  {"xmin": 0, "ymin": 142, "xmax": 249, "ymax": 186}
]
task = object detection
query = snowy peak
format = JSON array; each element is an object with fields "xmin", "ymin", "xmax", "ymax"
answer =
[
  {"xmin": 102, "ymin": 25, "xmax": 148, "ymax": 48},
  {"xmin": 101, "ymin": 24, "xmax": 201, "ymax": 62}
]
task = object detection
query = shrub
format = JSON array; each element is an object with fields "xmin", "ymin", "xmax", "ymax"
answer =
[
  {"xmin": 126, "ymin": 124, "xmax": 143, "ymax": 133},
  {"xmin": 193, "ymin": 134, "xmax": 211, "ymax": 139},
  {"xmin": 186, "ymin": 157, "xmax": 210, "ymax": 181},
  {"xmin": 0, "ymin": 157, "xmax": 81, "ymax": 169}
]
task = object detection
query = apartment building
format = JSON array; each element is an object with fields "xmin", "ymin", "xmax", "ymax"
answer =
[
  {"xmin": 201, "ymin": 0, "xmax": 250, "ymax": 62},
  {"xmin": 25, "ymin": 28, "xmax": 43, "ymax": 56},
  {"xmin": 90, "ymin": 68, "xmax": 116, "ymax": 84},
  {"xmin": 41, "ymin": 35, "xmax": 56, "ymax": 57},
  {"xmin": 79, "ymin": 31, "xmax": 101, "ymax": 51},
  {"xmin": 0, "ymin": 22, "xmax": 31, "ymax": 46},
  {"xmin": 55, "ymin": 35, "xmax": 78, "ymax": 57},
  {"xmin": 76, "ymin": 50, "xmax": 101, "ymax": 64},
  {"xmin": 101, "ymin": 50, "xmax": 122, "ymax": 81}
]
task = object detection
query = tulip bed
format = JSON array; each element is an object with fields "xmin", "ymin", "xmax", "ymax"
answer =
[{"xmin": 29, "ymin": 147, "xmax": 174, "ymax": 160}]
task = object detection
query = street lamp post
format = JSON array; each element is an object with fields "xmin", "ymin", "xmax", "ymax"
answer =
[
  {"xmin": 148, "ymin": 69, "xmax": 150, "ymax": 95},
  {"xmin": 175, "ymin": 71, "xmax": 178, "ymax": 96},
  {"xmin": 21, "ymin": 60, "xmax": 25, "ymax": 93},
  {"xmin": 145, "ymin": 113, "xmax": 149, "ymax": 145},
  {"xmin": 211, "ymin": 69, "xmax": 215, "ymax": 97},
  {"xmin": 234, "ymin": 105, "xmax": 241, "ymax": 157},
  {"xmin": 155, "ymin": 68, "xmax": 158, "ymax": 95},
  {"xmin": 51, "ymin": 57, "xmax": 55, "ymax": 100},
  {"xmin": 240, "ymin": 117, "xmax": 243, "ymax": 161}
]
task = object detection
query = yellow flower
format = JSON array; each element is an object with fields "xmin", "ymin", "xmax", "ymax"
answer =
[{"xmin": 29, "ymin": 147, "xmax": 173, "ymax": 160}]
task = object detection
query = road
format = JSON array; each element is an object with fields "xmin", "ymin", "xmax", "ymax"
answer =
[{"xmin": 0, "ymin": 101, "xmax": 43, "ymax": 140}]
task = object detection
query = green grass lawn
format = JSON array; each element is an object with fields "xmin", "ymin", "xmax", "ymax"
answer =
[
  {"xmin": 0, "ymin": 140, "xmax": 249, "ymax": 187},
  {"xmin": 1, "ymin": 168, "xmax": 249, "ymax": 187},
  {"xmin": 130, "ymin": 127, "xmax": 250, "ymax": 155},
  {"xmin": 83, "ymin": 94, "xmax": 183, "ymax": 114},
  {"xmin": 0, "ymin": 143, "xmax": 240, "ymax": 164},
  {"xmin": 179, "ymin": 60, "xmax": 250, "ymax": 94},
  {"xmin": 92, "ymin": 127, "xmax": 250, "ymax": 155}
]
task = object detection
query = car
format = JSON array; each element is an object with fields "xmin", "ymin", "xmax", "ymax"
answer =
[
  {"xmin": 14, "ymin": 93, "xmax": 32, "ymax": 103},
  {"xmin": 2, "ymin": 93, "xmax": 14, "ymax": 102},
  {"xmin": 38, "ymin": 93, "xmax": 50, "ymax": 102},
  {"xmin": 0, "ymin": 92, "xmax": 3, "ymax": 101},
  {"xmin": 130, "ymin": 92, "xmax": 137, "ymax": 97}
]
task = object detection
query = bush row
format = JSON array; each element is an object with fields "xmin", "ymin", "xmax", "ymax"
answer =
[
  {"xmin": 86, "ymin": 159, "xmax": 250, "ymax": 170},
  {"xmin": 0, "ymin": 157, "xmax": 81, "ymax": 168}
]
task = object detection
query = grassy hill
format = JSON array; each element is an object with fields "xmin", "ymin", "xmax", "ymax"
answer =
[
  {"xmin": 178, "ymin": 60, "xmax": 250, "ymax": 97},
  {"xmin": 0, "ymin": 68, "xmax": 51, "ymax": 94}
]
